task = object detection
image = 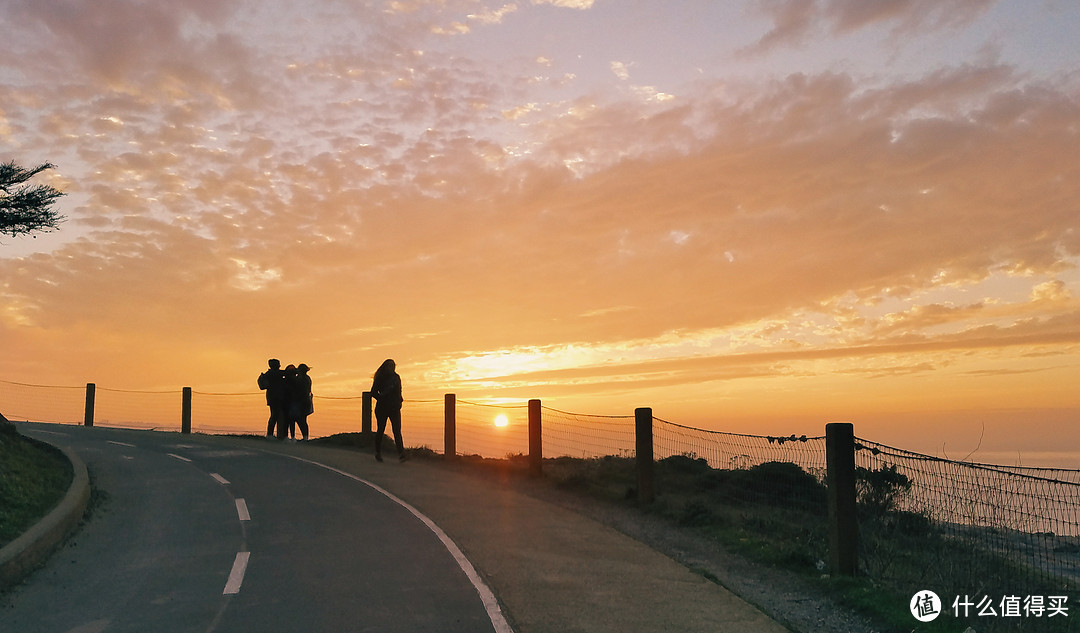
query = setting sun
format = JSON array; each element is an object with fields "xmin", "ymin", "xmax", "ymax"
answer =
[{"xmin": 494, "ymin": 414, "xmax": 509, "ymax": 428}]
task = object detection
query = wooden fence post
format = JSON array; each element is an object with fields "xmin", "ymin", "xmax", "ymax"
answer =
[
  {"xmin": 444, "ymin": 393, "xmax": 456, "ymax": 459},
  {"xmin": 635, "ymin": 407, "xmax": 655, "ymax": 504},
  {"xmin": 83, "ymin": 383, "xmax": 95, "ymax": 427},
  {"xmin": 528, "ymin": 399, "xmax": 542, "ymax": 477},
  {"xmin": 826, "ymin": 422, "xmax": 858, "ymax": 576},
  {"xmin": 181, "ymin": 387, "xmax": 192, "ymax": 434},
  {"xmin": 362, "ymin": 391, "xmax": 372, "ymax": 434}
]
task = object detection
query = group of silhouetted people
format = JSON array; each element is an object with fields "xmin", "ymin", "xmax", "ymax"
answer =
[
  {"xmin": 258, "ymin": 359, "xmax": 313, "ymax": 441},
  {"xmin": 257, "ymin": 357, "xmax": 405, "ymax": 460}
]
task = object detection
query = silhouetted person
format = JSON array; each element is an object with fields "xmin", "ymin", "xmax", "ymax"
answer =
[
  {"xmin": 370, "ymin": 359, "xmax": 404, "ymax": 462},
  {"xmin": 288, "ymin": 363, "xmax": 312, "ymax": 441},
  {"xmin": 258, "ymin": 358, "xmax": 289, "ymax": 439},
  {"xmin": 283, "ymin": 364, "xmax": 299, "ymax": 439}
]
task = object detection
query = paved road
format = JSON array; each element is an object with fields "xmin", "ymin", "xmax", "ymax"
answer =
[{"xmin": 3, "ymin": 423, "xmax": 501, "ymax": 633}]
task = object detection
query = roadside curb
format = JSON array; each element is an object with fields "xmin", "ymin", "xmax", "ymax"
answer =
[{"xmin": 0, "ymin": 435, "xmax": 90, "ymax": 591}]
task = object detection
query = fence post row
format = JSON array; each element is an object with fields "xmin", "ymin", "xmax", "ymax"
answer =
[
  {"xmin": 444, "ymin": 393, "xmax": 456, "ymax": 459},
  {"xmin": 826, "ymin": 422, "xmax": 858, "ymax": 576},
  {"xmin": 528, "ymin": 399, "xmax": 542, "ymax": 477},
  {"xmin": 83, "ymin": 383, "xmax": 95, "ymax": 427}
]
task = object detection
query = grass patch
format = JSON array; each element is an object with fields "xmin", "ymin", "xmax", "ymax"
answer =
[
  {"xmin": 308, "ymin": 432, "xmax": 381, "ymax": 451},
  {"xmin": 0, "ymin": 421, "xmax": 73, "ymax": 548}
]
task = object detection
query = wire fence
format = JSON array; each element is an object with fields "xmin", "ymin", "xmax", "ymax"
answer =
[
  {"xmin": 855, "ymin": 437, "xmax": 1080, "ymax": 626},
  {"xmin": 3, "ymin": 378, "xmax": 1078, "ymax": 628},
  {"xmin": 542, "ymin": 406, "xmax": 635, "ymax": 459},
  {"xmin": 656, "ymin": 417, "xmax": 826, "ymax": 472}
]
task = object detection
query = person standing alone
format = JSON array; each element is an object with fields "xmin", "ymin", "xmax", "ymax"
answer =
[{"xmin": 370, "ymin": 359, "xmax": 405, "ymax": 462}]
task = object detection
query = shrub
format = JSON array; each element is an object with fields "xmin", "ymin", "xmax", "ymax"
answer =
[{"xmin": 855, "ymin": 464, "xmax": 911, "ymax": 518}]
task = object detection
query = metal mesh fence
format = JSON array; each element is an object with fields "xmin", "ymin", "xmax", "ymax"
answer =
[
  {"xmin": 0, "ymin": 380, "xmax": 86, "ymax": 425},
  {"xmin": 455, "ymin": 399, "xmax": 529, "ymax": 458},
  {"xmin": 398, "ymin": 398, "xmax": 445, "ymax": 452},
  {"xmin": 655, "ymin": 417, "xmax": 826, "ymax": 473},
  {"xmin": 855, "ymin": 437, "xmax": 1080, "ymax": 616},
  {"xmin": 541, "ymin": 407, "xmax": 636, "ymax": 458}
]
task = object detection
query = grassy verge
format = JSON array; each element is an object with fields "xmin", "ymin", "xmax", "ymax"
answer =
[{"xmin": 0, "ymin": 421, "xmax": 73, "ymax": 549}]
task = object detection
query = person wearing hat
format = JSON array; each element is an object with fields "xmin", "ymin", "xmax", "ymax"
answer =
[{"xmin": 288, "ymin": 363, "xmax": 313, "ymax": 441}]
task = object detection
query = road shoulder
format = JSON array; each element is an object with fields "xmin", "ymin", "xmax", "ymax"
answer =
[{"xmin": 0, "ymin": 431, "xmax": 90, "ymax": 591}]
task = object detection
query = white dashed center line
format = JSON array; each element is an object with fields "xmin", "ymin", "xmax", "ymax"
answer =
[
  {"xmin": 167, "ymin": 453, "xmax": 191, "ymax": 463},
  {"xmin": 210, "ymin": 473, "xmax": 230, "ymax": 485},
  {"xmin": 223, "ymin": 552, "xmax": 251, "ymax": 595},
  {"xmin": 235, "ymin": 498, "xmax": 251, "ymax": 522}
]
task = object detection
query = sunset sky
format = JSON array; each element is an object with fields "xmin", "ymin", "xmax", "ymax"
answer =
[{"xmin": 2, "ymin": 0, "xmax": 1079, "ymax": 457}]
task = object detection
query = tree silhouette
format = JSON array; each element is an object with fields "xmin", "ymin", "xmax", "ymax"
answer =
[{"xmin": 1, "ymin": 160, "xmax": 66, "ymax": 238}]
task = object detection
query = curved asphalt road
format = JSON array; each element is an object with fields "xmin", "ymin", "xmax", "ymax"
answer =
[{"xmin": 3, "ymin": 423, "xmax": 500, "ymax": 633}]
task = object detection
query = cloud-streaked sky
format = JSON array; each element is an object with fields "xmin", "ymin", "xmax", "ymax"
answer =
[{"xmin": 2, "ymin": 0, "xmax": 1079, "ymax": 454}]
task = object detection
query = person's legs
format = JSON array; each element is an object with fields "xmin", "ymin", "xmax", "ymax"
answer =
[
  {"xmin": 389, "ymin": 409, "xmax": 404, "ymax": 459},
  {"xmin": 273, "ymin": 402, "xmax": 288, "ymax": 439},
  {"xmin": 374, "ymin": 410, "xmax": 388, "ymax": 461},
  {"xmin": 287, "ymin": 402, "xmax": 300, "ymax": 439},
  {"xmin": 266, "ymin": 411, "xmax": 274, "ymax": 437},
  {"xmin": 297, "ymin": 415, "xmax": 309, "ymax": 441}
]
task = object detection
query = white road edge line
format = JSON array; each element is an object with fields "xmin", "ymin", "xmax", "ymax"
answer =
[
  {"xmin": 108, "ymin": 440, "xmax": 136, "ymax": 448},
  {"xmin": 223, "ymin": 551, "xmax": 250, "ymax": 595},
  {"xmin": 167, "ymin": 453, "xmax": 192, "ymax": 463},
  {"xmin": 235, "ymin": 498, "xmax": 251, "ymax": 522},
  {"xmin": 283, "ymin": 455, "xmax": 514, "ymax": 633},
  {"xmin": 210, "ymin": 473, "xmax": 230, "ymax": 485}
]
